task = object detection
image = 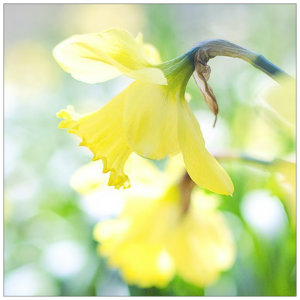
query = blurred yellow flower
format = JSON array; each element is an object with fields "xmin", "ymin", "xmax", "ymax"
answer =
[
  {"xmin": 91, "ymin": 155, "xmax": 235, "ymax": 288},
  {"xmin": 55, "ymin": 28, "xmax": 233, "ymax": 195}
]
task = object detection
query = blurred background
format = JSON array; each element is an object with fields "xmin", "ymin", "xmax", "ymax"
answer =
[{"xmin": 4, "ymin": 4, "xmax": 296, "ymax": 296}]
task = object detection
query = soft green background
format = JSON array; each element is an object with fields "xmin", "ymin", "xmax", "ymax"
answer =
[{"xmin": 4, "ymin": 4, "xmax": 296, "ymax": 296}]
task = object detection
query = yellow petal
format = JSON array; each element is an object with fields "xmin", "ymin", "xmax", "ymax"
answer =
[
  {"xmin": 57, "ymin": 88, "xmax": 132, "ymax": 189},
  {"xmin": 94, "ymin": 219, "xmax": 130, "ymax": 256},
  {"xmin": 177, "ymin": 101, "xmax": 234, "ymax": 195},
  {"xmin": 123, "ymin": 154, "xmax": 171, "ymax": 199},
  {"xmin": 94, "ymin": 211, "xmax": 176, "ymax": 287},
  {"xmin": 121, "ymin": 186, "xmax": 181, "ymax": 242},
  {"xmin": 109, "ymin": 242, "xmax": 174, "ymax": 288},
  {"xmin": 93, "ymin": 186, "xmax": 182, "ymax": 288},
  {"xmin": 53, "ymin": 28, "xmax": 167, "ymax": 85},
  {"xmin": 135, "ymin": 32, "xmax": 162, "ymax": 64},
  {"xmin": 167, "ymin": 191, "xmax": 235, "ymax": 287},
  {"xmin": 123, "ymin": 81, "xmax": 180, "ymax": 159}
]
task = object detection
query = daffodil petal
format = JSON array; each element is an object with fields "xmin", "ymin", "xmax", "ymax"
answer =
[
  {"xmin": 110, "ymin": 242, "xmax": 174, "ymax": 288},
  {"xmin": 123, "ymin": 81, "xmax": 180, "ymax": 159},
  {"xmin": 167, "ymin": 192, "xmax": 235, "ymax": 287},
  {"xmin": 135, "ymin": 32, "xmax": 162, "ymax": 65},
  {"xmin": 128, "ymin": 67, "xmax": 167, "ymax": 85},
  {"xmin": 57, "ymin": 89, "xmax": 132, "ymax": 189},
  {"xmin": 53, "ymin": 28, "xmax": 167, "ymax": 85},
  {"xmin": 177, "ymin": 101, "xmax": 234, "ymax": 195},
  {"xmin": 93, "ymin": 190, "xmax": 178, "ymax": 288}
]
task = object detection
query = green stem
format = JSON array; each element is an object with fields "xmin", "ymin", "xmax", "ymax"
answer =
[
  {"xmin": 215, "ymin": 152, "xmax": 274, "ymax": 166},
  {"xmin": 194, "ymin": 39, "xmax": 293, "ymax": 83}
]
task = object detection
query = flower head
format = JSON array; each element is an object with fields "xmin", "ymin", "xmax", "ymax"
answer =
[
  {"xmin": 55, "ymin": 28, "xmax": 234, "ymax": 195},
  {"xmin": 86, "ymin": 155, "xmax": 236, "ymax": 288}
]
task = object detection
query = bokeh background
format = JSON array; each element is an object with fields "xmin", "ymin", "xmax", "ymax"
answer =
[{"xmin": 4, "ymin": 4, "xmax": 296, "ymax": 296}]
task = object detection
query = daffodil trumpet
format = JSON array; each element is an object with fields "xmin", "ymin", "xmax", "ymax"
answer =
[{"xmin": 54, "ymin": 28, "xmax": 291, "ymax": 194}]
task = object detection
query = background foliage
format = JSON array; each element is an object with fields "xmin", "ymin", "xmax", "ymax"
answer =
[{"xmin": 4, "ymin": 4, "xmax": 296, "ymax": 296}]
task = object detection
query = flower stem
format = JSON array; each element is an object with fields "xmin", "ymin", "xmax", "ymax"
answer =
[
  {"xmin": 213, "ymin": 152, "xmax": 292, "ymax": 169},
  {"xmin": 194, "ymin": 39, "xmax": 293, "ymax": 83},
  {"xmin": 179, "ymin": 172, "xmax": 195, "ymax": 214}
]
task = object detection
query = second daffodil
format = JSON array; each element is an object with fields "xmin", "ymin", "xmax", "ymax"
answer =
[
  {"xmin": 54, "ymin": 28, "xmax": 234, "ymax": 195},
  {"xmin": 89, "ymin": 155, "xmax": 236, "ymax": 288},
  {"xmin": 71, "ymin": 154, "xmax": 235, "ymax": 288}
]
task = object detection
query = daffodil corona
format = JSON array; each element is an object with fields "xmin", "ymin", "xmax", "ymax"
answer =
[{"xmin": 54, "ymin": 28, "xmax": 234, "ymax": 195}]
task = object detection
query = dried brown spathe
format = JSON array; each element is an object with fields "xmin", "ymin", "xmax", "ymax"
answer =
[{"xmin": 193, "ymin": 51, "xmax": 218, "ymax": 127}]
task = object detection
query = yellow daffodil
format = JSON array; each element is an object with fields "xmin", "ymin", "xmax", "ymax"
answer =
[
  {"xmin": 89, "ymin": 155, "xmax": 235, "ymax": 288},
  {"xmin": 55, "ymin": 28, "xmax": 233, "ymax": 195}
]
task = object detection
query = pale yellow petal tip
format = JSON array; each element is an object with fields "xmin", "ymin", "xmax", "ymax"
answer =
[
  {"xmin": 224, "ymin": 180, "xmax": 234, "ymax": 196},
  {"xmin": 52, "ymin": 41, "xmax": 73, "ymax": 72},
  {"xmin": 217, "ymin": 178, "xmax": 234, "ymax": 196},
  {"xmin": 208, "ymin": 184, "xmax": 234, "ymax": 197},
  {"xmin": 188, "ymin": 169, "xmax": 234, "ymax": 196},
  {"xmin": 207, "ymin": 180, "xmax": 233, "ymax": 196}
]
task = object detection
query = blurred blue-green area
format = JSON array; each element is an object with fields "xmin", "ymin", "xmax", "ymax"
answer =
[{"xmin": 4, "ymin": 4, "xmax": 296, "ymax": 296}]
